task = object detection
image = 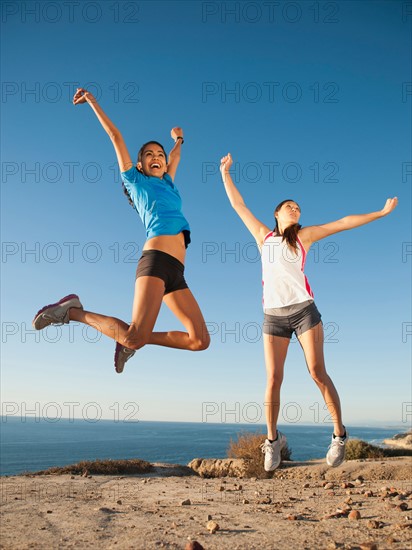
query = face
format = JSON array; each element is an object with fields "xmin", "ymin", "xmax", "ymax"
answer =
[
  {"xmin": 137, "ymin": 143, "xmax": 167, "ymax": 177},
  {"xmin": 275, "ymin": 201, "xmax": 301, "ymax": 226}
]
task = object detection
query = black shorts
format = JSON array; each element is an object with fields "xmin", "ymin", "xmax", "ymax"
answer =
[
  {"xmin": 263, "ymin": 302, "xmax": 322, "ymax": 339},
  {"xmin": 136, "ymin": 250, "xmax": 188, "ymax": 295}
]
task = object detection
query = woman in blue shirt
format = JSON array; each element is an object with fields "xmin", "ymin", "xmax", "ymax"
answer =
[{"xmin": 32, "ymin": 88, "xmax": 210, "ymax": 373}]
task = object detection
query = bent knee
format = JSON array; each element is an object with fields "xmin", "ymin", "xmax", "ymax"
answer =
[{"xmin": 190, "ymin": 333, "xmax": 210, "ymax": 351}]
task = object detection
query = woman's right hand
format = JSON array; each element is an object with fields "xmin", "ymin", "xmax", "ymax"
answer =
[
  {"xmin": 72, "ymin": 87, "xmax": 95, "ymax": 105},
  {"xmin": 220, "ymin": 153, "xmax": 233, "ymax": 175}
]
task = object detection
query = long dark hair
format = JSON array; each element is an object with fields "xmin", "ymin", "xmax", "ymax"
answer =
[
  {"xmin": 273, "ymin": 199, "xmax": 302, "ymax": 253},
  {"xmin": 122, "ymin": 141, "xmax": 168, "ymax": 209}
]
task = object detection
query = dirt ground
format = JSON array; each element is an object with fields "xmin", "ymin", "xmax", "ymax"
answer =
[{"xmin": 1, "ymin": 458, "xmax": 411, "ymax": 550}]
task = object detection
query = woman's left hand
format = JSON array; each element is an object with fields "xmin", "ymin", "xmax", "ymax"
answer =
[{"xmin": 381, "ymin": 197, "xmax": 398, "ymax": 216}]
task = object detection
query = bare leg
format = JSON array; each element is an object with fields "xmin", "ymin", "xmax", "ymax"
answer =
[
  {"xmin": 298, "ymin": 323, "xmax": 345, "ymax": 437},
  {"xmin": 69, "ymin": 276, "xmax": 165, "ymax": 349},
  {"xmin": 159, "ymin": 288, "xmax": 210, "ymax": 350},
  {"xmin": 263, "ymin": 333, "xmax": 290, "ymax": 440},
  {"xmin": 69, "ymin": 277, "xmax": 210, "ymax": 351}
]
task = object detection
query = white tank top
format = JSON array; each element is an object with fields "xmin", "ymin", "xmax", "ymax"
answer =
[{"xmin": 261, "ymin": 231, "xmax": 314, "ymax": 309}]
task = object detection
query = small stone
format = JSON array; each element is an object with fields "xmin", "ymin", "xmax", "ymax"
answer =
[
  {"xmin": 324, "ymin": 482, "xmax": 334, "ymax": 490},
  {"xmin": 303, "ymin": 483, "xmax": 310, "ymax": 488},
  {"xmin": 46, "ymin": 510, "xmax": 53, "ymax": 514},
  {"xmin": 398, "ymin": 502, "xmax": 408, "ymax": 511},
  {"xmin": 181, "ymin": 499, "xmax": 191, "ymax": 506},
  {"xmin": 207, "ymin": 514, "xmax": 212, "ymax": 521},
  {"xmin": 185, "ymin": 543, "xmax": 204, "ymax": 550},
  {"xmin": 287, "ymin": 514, "xmax": 298, "ymax": 520},
  {"xmin": 70, "ymin": 475, "xmax": 75, "ymax": 480},
  {"xmin": 206, "ymin": 520, "xmax": 219, "ymax": 534},
  {"xmin": 117, "ymin": 500, "xmax": 122, "ymax": 505},
  {"xmin": 349, "ymin": 510, "xmax": 361, "ymax": 520},
  {"xmin": 242, "ymin": 499, "xmax": 249, "ymax": 504},
  {"xmin": 367, "ymin": 520, "xmax": 381, "ymax": 529},
  {"xmin": 341, "ymin": 482, "xmax": 354, "ymax": 489},
  {"xmin": 359, "ymin": 543, "xmax": 378, "ymax": 550},
  {"xmin": 218, "ymin": 486, "xmax": 225, "ymax": 492},
  {"xmin": 327, "ymin": 542, "xmax": 338, "ymax": 549}
]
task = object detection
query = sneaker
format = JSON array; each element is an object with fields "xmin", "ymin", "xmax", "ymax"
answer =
[
  {"xmin": 326, "ymin": 429, "xmax": 348, "ymax": 467},
  {"xmin": 32, "ymin": 294, "xmax": 83, "ymax": 330},
  {"xmin": 114, "ymin": 342, "xmax": 135, "ymax": 374},
  {"xmin": 260, "ymin": 431, "xmax": 287, "ymax": 471}
]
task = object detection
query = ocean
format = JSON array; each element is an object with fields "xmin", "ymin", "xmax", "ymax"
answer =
[{"xmin": 0, "ymin": 417, "xmax": 407, "ymax": 476}]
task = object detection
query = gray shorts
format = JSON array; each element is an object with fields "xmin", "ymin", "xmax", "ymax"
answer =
[{"xmin": 263, "ymin": 302, "xmax": 322, "ymax": 339}]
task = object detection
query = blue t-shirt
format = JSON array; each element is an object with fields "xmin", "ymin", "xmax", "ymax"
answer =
[{"xmin": 121, "ymin": 166, "xmax": 191, "ymax": 247}]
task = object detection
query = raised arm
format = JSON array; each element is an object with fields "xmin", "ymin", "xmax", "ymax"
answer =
[
  {"xmin": 299, "ymin": 198, "xmax": 398, "ymax": 248},
  {"xmin": 73, "ymin": 88, "xmax": 133, "ymax": 173},
  {"xmin": 220, "ymin": 153, "xmax": 270, "ymax": 247},
  {"xmin": 166, "ymin": 127, "xmax": 184, "ymax": 182}
]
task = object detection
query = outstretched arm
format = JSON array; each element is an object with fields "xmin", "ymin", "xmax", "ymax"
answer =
[
  {"xmin": 220, "ymin": 153, "xmax": 270, "ymax": 247},
  {"xmin": 73, "ymin": 88, "xmax": 133, "ymax": 173},
  {"xmin": 166, "ymin": 127, "xmax": 184, "ymax": 182},
  {"xmin": 299, "ymin": 198, "xmax": 398, "ymax": 248}
]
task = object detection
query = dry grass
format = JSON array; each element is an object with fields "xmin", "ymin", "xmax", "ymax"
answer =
[
  {"xmin": 227, "ymin": 431, "xmax": 292, "ymax": 478},
  {"xmin": 346, "ymin": 439, "xmax": 412, "ymax": 460},
  {"xmin": 26, "ymin": 458, "xmax": 153, "ymax": 476}
]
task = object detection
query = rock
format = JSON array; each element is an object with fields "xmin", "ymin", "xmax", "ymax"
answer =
[
  {"xmin": 287, "ymin": 514, "xmax": 298, "ymax": 520},
  {"xmin": 206, "ymin": 520, "xmax": 220, "ymax": 534},
  {"xmin": 349, "ymin": 510, "xmax": 361, "ymax": 520},
  {"xmin": 242, "ymin": 499, "xmax": 249, "ymax": 504},
  {"xmin": 116, "ymin": 500, "xmax": 122, "ymax": 505},
  {"xmin": 398, "ymin": 502, "xmax": 408, "ymax": 511},
  {"xmin": 324, "ymin": 482, "xmax": 334, "ymax": 490},
  {"xmin": 181, "ymin": 499, "xmax": 191, "ymax": 506},
  {"xmin": 367, "ymin": 520, "xmax": 382, "ymax": 529},
  {"xmin": 207, "ymin": 514, "xmax": 212, "ymax": 521},
  {"xmin": 383, "ymin": 431, "xmax": 412, "ymax": 449},
  {"xmin": 188, "ymin": 458, "xmax": 246, "ymax": 478},
  {"xmin": 185, "ymin": 542, "xmax": 204, "ymax": 550},
  {"xmin": 359, "ymin": 543, "xmax": 378, "ymax": 550}
]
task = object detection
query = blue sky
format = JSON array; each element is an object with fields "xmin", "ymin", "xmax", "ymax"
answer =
[{"xmin": 1, "ymin": 0, "xmax": 411, "ymax": 428}]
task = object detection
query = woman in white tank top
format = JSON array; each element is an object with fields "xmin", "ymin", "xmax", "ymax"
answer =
[{"xmin": 220, "ymin": 153, "xmax": 398, "ymax": 471}]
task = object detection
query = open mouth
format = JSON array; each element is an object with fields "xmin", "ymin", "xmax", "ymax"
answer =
[{"xmin": 150, "ymin": 163, "xmax": 161, "ymax": 169}]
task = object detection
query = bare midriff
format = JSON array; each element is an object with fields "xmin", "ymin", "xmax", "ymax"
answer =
[{"xmin": 143, "ymin": 233, "xmax": 187, "ymax": 264}]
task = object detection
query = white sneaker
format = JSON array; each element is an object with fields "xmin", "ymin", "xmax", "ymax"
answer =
[
  {"xmin": 326, "ymin": 429, "xmax": 348, "ymax": 467},
  {"xmin": 260, "ymin": 431, "xmax": 287, "ymax": 471}
]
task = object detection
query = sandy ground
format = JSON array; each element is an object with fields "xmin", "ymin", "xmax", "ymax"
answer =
[{"xmin": 1, "ymin": 458, "xmax": 411, "ymax": 550}]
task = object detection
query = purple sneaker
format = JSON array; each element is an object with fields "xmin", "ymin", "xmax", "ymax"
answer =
[
  {"xmin": 32, "ymin": 294, "xmax": 83, "ymax": 330},
  {"xmin": 114, "ymin": 342, "xmax": 135, "ymax": 374}
]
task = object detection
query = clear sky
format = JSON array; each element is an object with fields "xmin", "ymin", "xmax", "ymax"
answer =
[{"xmin": 1, "ymin": 0, "xmax": 411, "ymax": 429}]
